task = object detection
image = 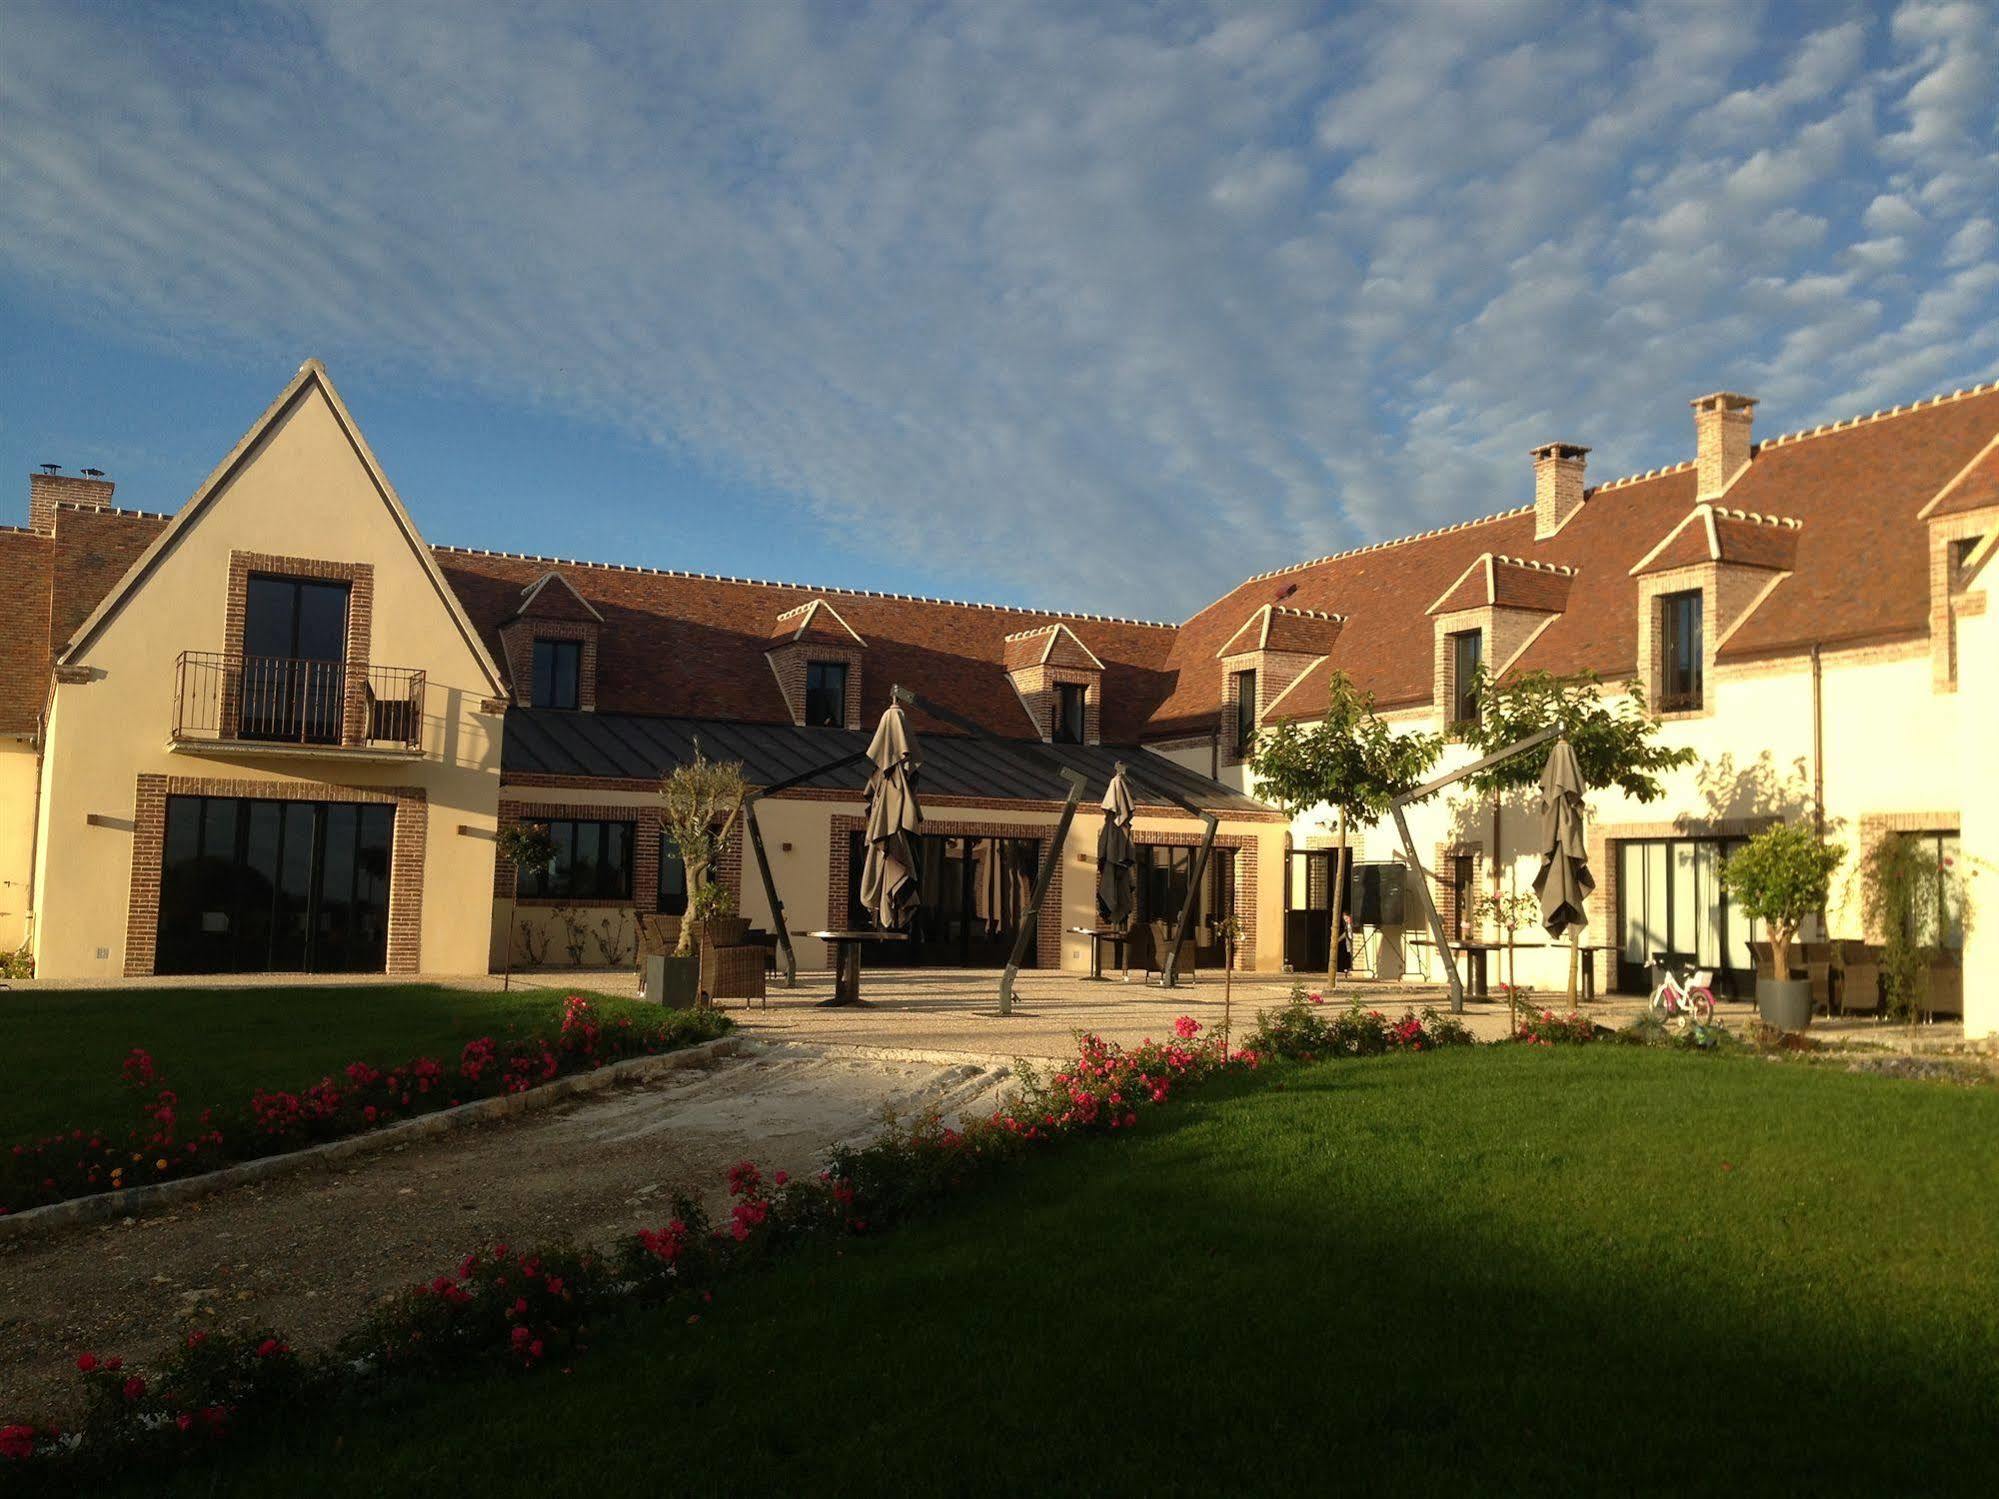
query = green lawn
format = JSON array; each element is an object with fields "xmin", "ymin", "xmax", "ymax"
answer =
[
  {"xmin": 150, "ymin": 1047, "xmax": 1999, "ymax": 1496},
  {"xmin": 0, "ymin": 984, "xmax": 651, "ymax": 1142}
]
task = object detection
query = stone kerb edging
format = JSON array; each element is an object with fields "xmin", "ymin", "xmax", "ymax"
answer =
[{"xmin": 0, "ymin": 1035, "xmax": 744, "ymax": 1243}]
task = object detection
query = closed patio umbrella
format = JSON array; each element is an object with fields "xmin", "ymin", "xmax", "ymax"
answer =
[
  {"xmin": 1533, "ymin": 736, "xmax": 1596, "ymax": 1003},
  {"xmin": 860, "ymin": 700, "xmax": 924, "ymax": 931},
  {"xmin": 1096, "ymin": 763, "xmax": 1137, "ymax": 931}
]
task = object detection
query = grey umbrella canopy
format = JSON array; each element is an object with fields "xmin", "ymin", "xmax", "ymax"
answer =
[
  {"xmin": 860, "ymin": 701, "xmax": 924, "ymax": 931},
  {"xmin": 1096, "ymin": 763, "xmax": 1137, "ymax": 930},
  {"xmin": 1532, "ymin": 736, "xmax": 1595, "ymax": 938}
]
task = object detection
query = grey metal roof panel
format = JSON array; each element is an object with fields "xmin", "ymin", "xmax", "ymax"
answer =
[{"xmin": 501, "ymin": 709, "xmax": 1268, "ymax": 815}]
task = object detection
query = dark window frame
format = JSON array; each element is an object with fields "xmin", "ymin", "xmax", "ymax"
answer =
[
  {"xmin": 531, "ymin": 638, "xmax": 583, "ymax": 711},
  {"xmin": 1448, "ymin": 630, "xmax": 1482, "ymax": 728},
  {"xmin": 1232, "ymin": 669, "xmax": 1257, "ymax": 755},
  {"xmin": 1658, "ymin": 589, "xmax": 1704, "ymax": 712},
  {"xmin": 1052, "ymin": 681, "xmax": 1087, "ymax": 744},
  {"xmin": 518, "ymin": 817, "xmax": 636, "ymax": 901},
  {"xmin": 803, "ymin": 660, "xmax": 848, "ymax": 728}
]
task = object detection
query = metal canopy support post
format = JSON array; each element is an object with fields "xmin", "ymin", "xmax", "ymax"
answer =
[
  {"xmin": 1160, "ymin": 813, "xmax": 1219, "ymax": 989},
  {"xmin": 738, "ymin": 748, "xmax": 872, "ymax": 991},
  {"xmin": 1387, "ymin": 725, "xmax": 1559, "ymax": 1015},
  {"xmin": 999, "ymin": 767, "xmax": 1088, "ymax": 1015}
]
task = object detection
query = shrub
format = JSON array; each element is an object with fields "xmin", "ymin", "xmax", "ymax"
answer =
[
  {"xmin": 1720, "ymin": 824, "xmax": 1843, "ymax": 983},
  {"xmin": 1247, "ymin": 987, "xmax": 1474, "ymax": 1062},
  {"xmin": 1513, "ymin": 1010, "xmax": 1599, "ymax": 1045}
]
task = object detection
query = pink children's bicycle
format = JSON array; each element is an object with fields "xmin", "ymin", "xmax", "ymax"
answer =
[{"xmin": 1650, "ymin": 959, "xmax": 1716, "ymax": 1025}]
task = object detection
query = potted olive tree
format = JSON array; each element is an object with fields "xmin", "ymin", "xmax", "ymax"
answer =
[
  {"xmin": 655, "ymin": 747, "xmax": 750, "ymax": 1008},
  {"xmin": 1721, "ymin": 823, "xmax": 1843, "ymax": 1030}
]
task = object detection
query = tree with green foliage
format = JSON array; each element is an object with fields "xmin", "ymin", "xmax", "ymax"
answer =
[
  {"xmin": 1250, "ymin": 671, "xmax": 1443, "ymax": 989},
  {"xmin": 494, "ymin": 821, "xmax": 557, "ymax": 992},
  {"xmin": 1721, "ymin": 822, "xmax": 1844, "ymax": 993},
  {"xmin": 1459, "ymin": 669, "xmax": 1697, "ymax": 1001}
]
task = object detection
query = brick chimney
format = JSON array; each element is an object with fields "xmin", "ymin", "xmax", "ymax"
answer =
[
  {"xmin": 1691, "ymin": 392, "xmax": 1756, "ymax": 500},
  {"xmin": 1531, "ymin": 442, "xmax": 1589, "ymax": 540},
  {"xmin": 29, "ymin": 469, "xmax": 116, "ymax": 535}
]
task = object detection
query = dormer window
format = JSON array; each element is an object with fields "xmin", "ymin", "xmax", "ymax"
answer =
[
  {"xmin": 1658, "ymin": 590, "xmax": 1704, "ymax": 712},
  {"xmin": 1448, "ymin": 630, "xmax": 1482, "ymax": 727},
  {"xmin": 1053, "ymin": 681, "xmax": 1086, "ymax": 744},
  {"xmin": 532, "ymin": 637, "xmax": 582, "ymax": 710},
  {"xmin": 1232, "ymin": 669, "xmax": 1257, "ymax": 754},
  {"xmin": 804, "ymin": 660, "xmax": 848, "ymax": 728}
]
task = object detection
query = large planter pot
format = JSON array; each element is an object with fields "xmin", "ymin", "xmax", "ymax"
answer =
[
  {"xmin": 641, "ymin": 953, "xmax": 702, "ymax": 1009},
  {"xmin": 1758, "ymin": 977, "xmax": 1813, "ymax": 1031}
]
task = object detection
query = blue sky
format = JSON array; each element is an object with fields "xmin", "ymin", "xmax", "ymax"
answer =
[{"xmin": 3, "ymin": 1, "xmax": 1995, "ymax": 620}]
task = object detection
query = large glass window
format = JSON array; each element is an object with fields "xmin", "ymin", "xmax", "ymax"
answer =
[
  {"xmin": 657, "ymin": 840, "xmax": 688, "ymax": 916},
  {"xmin": 1615, "ymin": 836, "xmax": 1755, "ymax": 996},
  {"xmin": 1900, "ymin": 831, "xmax": 1966, "ymax": 951},
  {"xmin": 1053, "ymin": 682, "xmax": 1086, "ymax": 744},
  {"xmin": 157, "ymin": 794, "xmax": 393, "ymax": 974},
  {"xmin": 519, "ymin": 818, "xmax": 635, "ymax": 900},
  {"xmin": 804, "ymin": 661, "xmax": 848, "ymax": 727},
  {"xmin": 1137, "ymin": 845, "xmax": 1237, "ymax": 942},
  {"xmin": 1449, "ymin": 630, "xmax": 1482, "ymax": 727},
  {"xmin": 532, "ymin": 639, "xmax": 582, "ymax": 710},
  {"xmin": 844, "ymin": 832, "xmax": 1041, "ymax": 966},
  {"xmin": 1659, "ymin": 590, "xmax": 1704, "ymax": 711}
]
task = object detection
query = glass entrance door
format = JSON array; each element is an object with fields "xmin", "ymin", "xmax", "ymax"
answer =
[
  {"xmin": 1614, "ymin": 837, "xmax": 1755, "ymax": 997},
  {"xmin": 1283, "ymin": 848, "xmax": 1349, "ymax": 973},
  {"xmin": 240, "ymin": 575, "xmax": 350, "ymax": 743},
  {"xmin": 157, "ymin": 795, "xmax": 394, "ymax": 973}
]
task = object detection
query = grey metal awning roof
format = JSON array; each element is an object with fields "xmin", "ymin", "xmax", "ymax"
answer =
[{"xmin": 501, "ymin": 708, "xmax": 1270, "ymax": 816}]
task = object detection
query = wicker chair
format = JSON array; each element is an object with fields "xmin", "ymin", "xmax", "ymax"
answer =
[
  {"xmin": 1832, "ymin": 940, "xmax": 1881, "ymax": 1016},
  {"xmin": 1137, "ymin": 920, "xmax": 1198, "ymax": 984}
]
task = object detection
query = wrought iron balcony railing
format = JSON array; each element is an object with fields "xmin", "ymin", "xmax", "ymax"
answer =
[{"xmin": 171, "ymin": 652, "xmax": 426, "ymax": 752}]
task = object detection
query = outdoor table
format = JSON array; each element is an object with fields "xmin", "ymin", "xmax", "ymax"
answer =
[
  {"xmin": 1069, "ymin": 926, "xmax": 1130, "ymax": 981},
  {"xmin": 793, "ymin": 930, "xmax": 910, "ymax": 1007},
  {"xmin": 1407, "ymin": 937, "xmax": 1492, "ymax": 998}
]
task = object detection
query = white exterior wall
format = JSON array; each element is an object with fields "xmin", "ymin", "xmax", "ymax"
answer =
[
  {"xmin": 1231, "ymin": 639, "xmax": 1975, "ymax": 998},
  {"xmin": 1956, "ymin": 555, "xmax": 1996, "ymax": 1038}
]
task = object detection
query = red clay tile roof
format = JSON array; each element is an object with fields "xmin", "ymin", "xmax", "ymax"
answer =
[
  {"xmin": 435, "ymin": 549, "xmax": 1178, "ymax": 740},
  {"xmin": 1177, "ymin": 382, "xmax": 1999, "ymax": 727},
  {"xmin": 1490, "ymin": 557, "xmax": 1578, "ymax": 612},
  {"xmin": 509, "ymin": 570, "xmax": 604, "ymax": 625},
  {"xmin": 1710, "ymin": 510, "xmax": 1802, "ymax": 572}
]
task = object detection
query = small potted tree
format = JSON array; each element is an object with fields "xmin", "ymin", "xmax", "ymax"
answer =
[
  {"xmin": 1721, "ymin": 823, "xmax": 1843, "ymax": 1030},
  {"xmin": 656, "ymin": 747, "xmax": 750, "ymax": 1007}
]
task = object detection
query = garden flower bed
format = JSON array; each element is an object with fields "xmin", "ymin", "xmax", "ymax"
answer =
[{"xmin": 1, "ymin": 998, "xmax": 730, "ymax": 1218}]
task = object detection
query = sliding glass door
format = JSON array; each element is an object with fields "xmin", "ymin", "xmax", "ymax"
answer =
[
  {"xmin": 1614, "ymin": 836, "xmax": 1755, "ymax": 997},
  {"xmin": 157, "ymin": 795, "xmax": 394, "ymax": 974}
]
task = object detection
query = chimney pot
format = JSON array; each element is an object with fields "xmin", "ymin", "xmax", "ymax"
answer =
[
  {"xmin": 1531, "ymin": 442, "xmax": 1589, "ymax": 540},
  {"xmin": 1691, "ymin": 391, "xmax": 1756, "ymax": 499}
]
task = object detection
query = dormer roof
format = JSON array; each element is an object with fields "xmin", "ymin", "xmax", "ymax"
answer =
[
  {"xmin": 507, "ymin": 569, "xmax": 604, "ymax": 625},
  {"xmin": 769, "ymin": 597, "xmax": 868, "ymax": 649},
  {"xmin": 1428, "ymin": 553, "xmax": 1578, "ymax": 615},
  {"xmin": 1631, "ymin": 505, "xmax": 1803, "ymax": 577},
  {"xmin": 1002, "ymin": 620, "xmax": 1104, "ymax": 672},
  {"xmin": 1216, "ymin": 603, "xmax": 1344, "ymax": 658}
]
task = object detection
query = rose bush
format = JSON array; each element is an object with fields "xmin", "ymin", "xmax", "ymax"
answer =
[
  {"xmin": 1, "ymin": 998, "xmax": 730, "ymax": 1216},
  {"xmin": 1247, "ymin": 987, "xmax": 1474, "ymax": 1062},
  {"xmin": 1513, "ymin": 1009, "xmax": 1601, "ymax": 1045}
]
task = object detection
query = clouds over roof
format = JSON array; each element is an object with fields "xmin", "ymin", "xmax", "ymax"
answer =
[{"xmin": 1, "ymin": 0, "xmax": 1994, "ymax": 617}]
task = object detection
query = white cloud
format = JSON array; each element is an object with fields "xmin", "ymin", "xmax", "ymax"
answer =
[{"xmin": 0, "ymin": 0, "xmax": 1995, "ymax": 617}]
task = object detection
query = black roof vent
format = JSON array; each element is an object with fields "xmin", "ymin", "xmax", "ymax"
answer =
[
  {"xmin": 80, "ymin": 467, "xmax": 105, "ymax": 478},
  {"xmin": 39, "ymin": 463, "xmax": 61, "ymax": 475}
]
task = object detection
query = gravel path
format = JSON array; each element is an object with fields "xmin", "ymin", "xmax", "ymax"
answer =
[{"xmin": 0, "ymin": 1043, "xmax": 1009, "ymax": 1422}]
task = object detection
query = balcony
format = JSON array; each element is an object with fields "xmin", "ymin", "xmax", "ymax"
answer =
[{"xmin": 171, "ymin": 651, "xmax": 426, "ymax": 758}]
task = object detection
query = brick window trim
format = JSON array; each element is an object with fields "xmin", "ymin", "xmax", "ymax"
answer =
[
  {"xmin": 124, "ymin": 773, "xmax": 426, "ymax": 977},
  {"xmin": 1127, "ymin": 827, "xmax": 1260, "ymax": 971},
  {"xmin": 500, "ymin": 617, "xmax": 600, "ymax": 712},
  {"xmin": 765, "ymin": 642, "xmax": 864, "ymax": 730},
  {"xmin": 1433, "ymin": 842, "xmax": 1484, "ymax": 941},
  {"xmin": 494, "ymin": 799, "xmax": 742, "ymax": 911},
  {"xmin": 1929, "ymin": 508, "xmax": 1999, "ymax": 691},
  {"xmin": 1855, "ymin": 810, "xmax": 1962, "ymax": 943},
  {"xmin": 223, "ymin": 552, "xmax": 376, "ymax": 746}
]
